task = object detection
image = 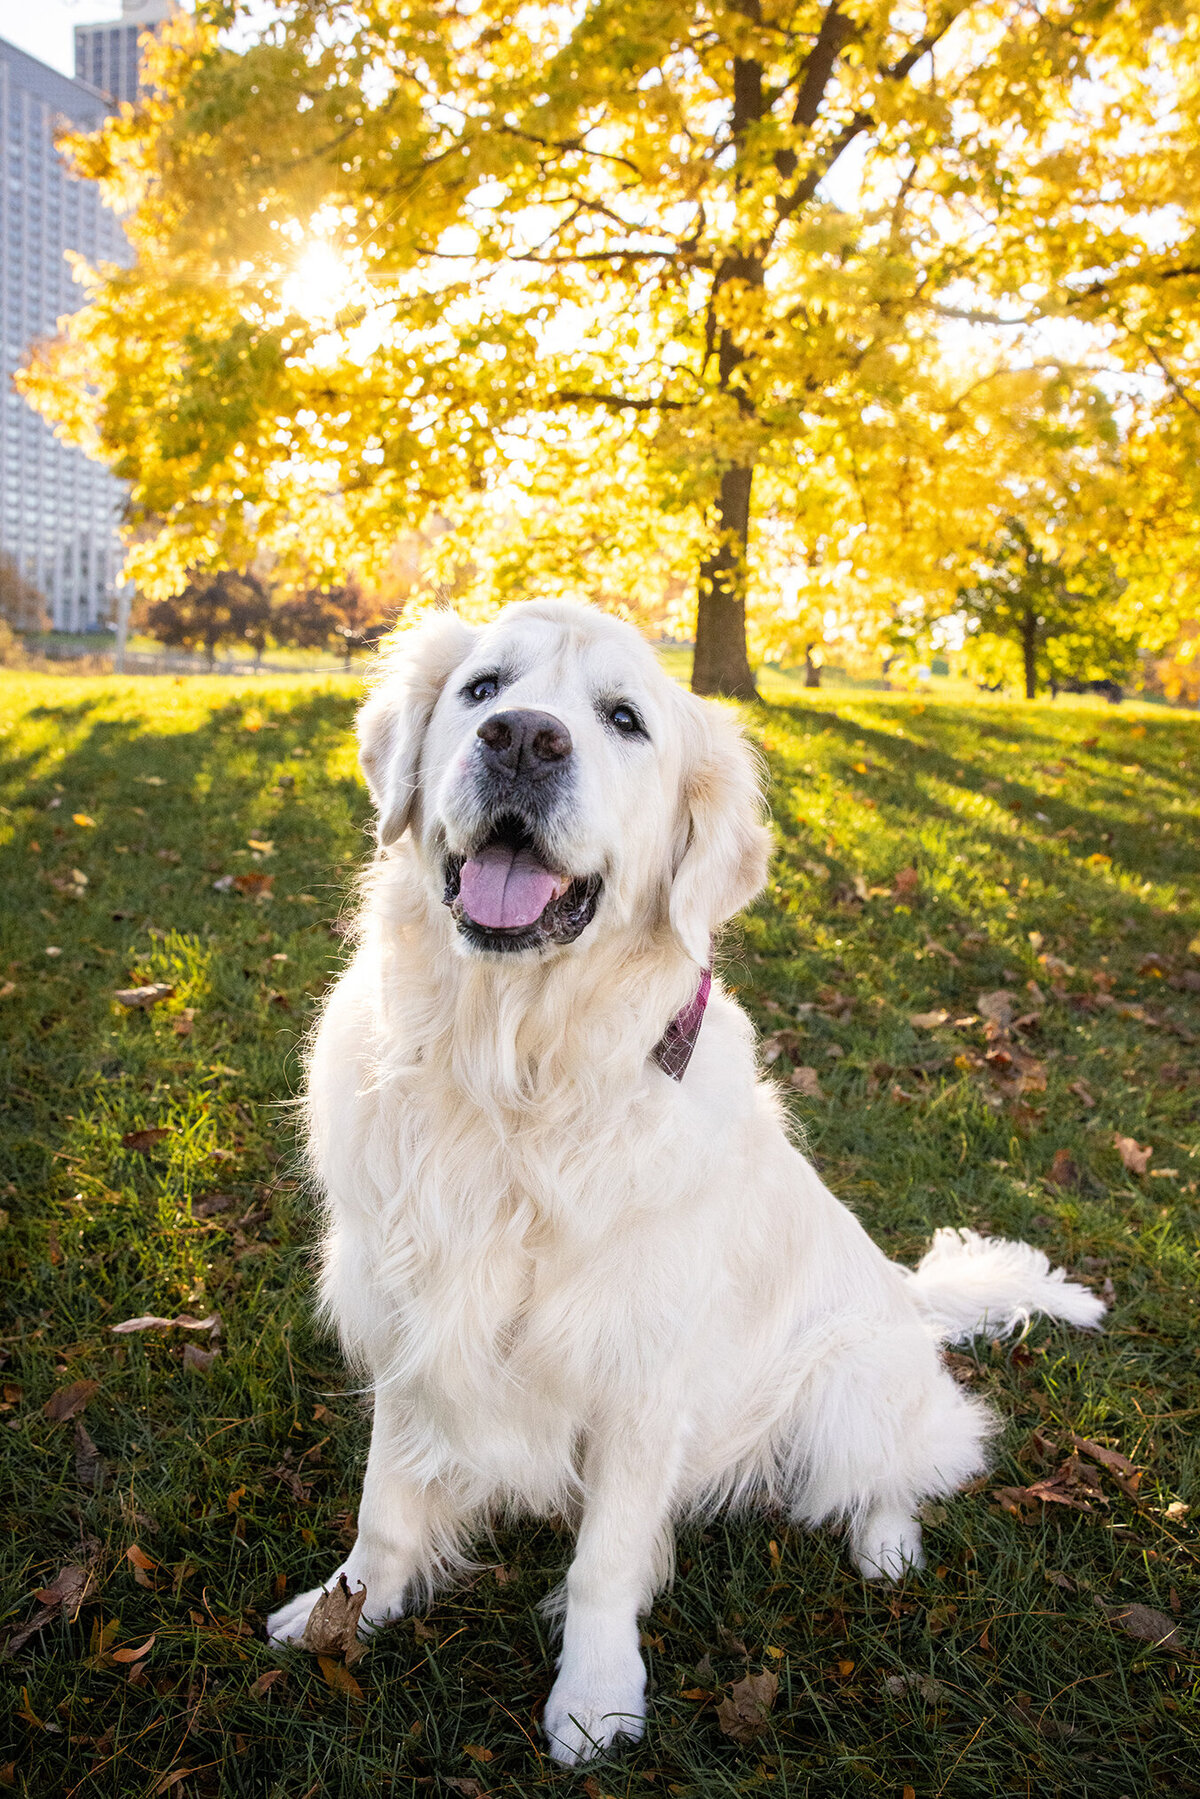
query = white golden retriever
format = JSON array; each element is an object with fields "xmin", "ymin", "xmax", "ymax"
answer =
[{"xmin": 267, "ymin": 598, "xmax": 1104, "ymax": 1762}]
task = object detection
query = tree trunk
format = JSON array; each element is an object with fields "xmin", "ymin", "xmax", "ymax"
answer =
[
  {"xmin": 1022, "ymin": 610, "xmax": 1037, "ymax": 699},
  {"xmin": 693, "ymin": 463, "xmax": 758, "ymax": 698},
  {"xmin": 692, "ymin": 36, "xmax": 764, "ymax": 702},
  {"xmin": 804, "ymin": 643, "xmax": 822, "ymax": 688}
]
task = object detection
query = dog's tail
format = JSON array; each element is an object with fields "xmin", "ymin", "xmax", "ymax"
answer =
[{"xmin": 905, "ymin": 1227, "xmax": 1107, "ymax": 1345}]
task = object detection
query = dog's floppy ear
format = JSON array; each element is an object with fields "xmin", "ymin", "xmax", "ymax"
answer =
[
  {"xmin": 357, "ymin": 610, "xmax": 476, "ymax": 846},
  {"xmin": 669, "ymin": 699, "xmax": 772, "ymax": 965}
]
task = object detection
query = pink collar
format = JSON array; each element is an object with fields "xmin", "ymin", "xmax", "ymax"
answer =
[{"xmin": 651, "ymin": 968, "xmax": 712, "ymax": 1081}]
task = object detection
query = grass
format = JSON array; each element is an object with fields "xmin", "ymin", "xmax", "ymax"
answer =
[{"xmin": 1, "ymin": 667, "xmax": 1198, "ymax": 1799}]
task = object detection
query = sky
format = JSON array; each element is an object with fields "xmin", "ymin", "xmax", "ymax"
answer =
[{"xmin": 0, "ymin": 0, "xmax": 125, "ymax": 79}]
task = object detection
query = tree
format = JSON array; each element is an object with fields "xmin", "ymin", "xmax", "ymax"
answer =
[
  {"xmin": 20, "ymin": 1, "xmax": 1200, "ymax": 692},
  {"xmin": 0, "ymin": 555, "xmax": 49, "ymax": 633},
  {"xmin": 273, "ymin": 577, "xmax": 395, "ymax": 666},
  {"xmin": 956, "ymin": 522, "xmax": 1139, "ymax": 700},
  {"xmin": 141, "ymin": 569, "xmax": 271, "ymax": 668}
]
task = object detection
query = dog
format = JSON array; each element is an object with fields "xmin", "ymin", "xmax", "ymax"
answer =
[{"xmin": 266, "ymin": 598, "xmax": 1105, "ymax": 1763}]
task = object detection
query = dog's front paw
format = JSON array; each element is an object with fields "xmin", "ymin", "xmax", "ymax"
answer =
[
  {"xmin": 266, "ymin": 1565, "xmax": 405, "ymax": 1649},
  {"xmin": 543, "ymin": 1664, "xmax": 647, "ymax": 1765},
  {"xmin": 267, "ymin": 1583, "xmax": 335, "ymax": 1648}
]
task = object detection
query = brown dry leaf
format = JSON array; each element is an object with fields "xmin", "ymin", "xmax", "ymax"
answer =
[
  {"xmin": 892, "ymin": 866, "xmax": 920, "ymax": 899},
  {"xmin": 1047, "ymin": 1149, "xmax": 1079, "ymax": 1190},
  {"xmin": 317, "ymin": 1654, "xmax": 365, "ymax": 1699},
  {"xmin": 909, "ymin": 1010, "xmax": 950, "ymax": 1029},
  {"xmin": 302, "ymin": 1575, "xmax": 368, "ymax": 1666},
  {"xmin": 150, "ymin": 1770, "xmax": 196, "ymax": 1796},
  {"xmin": 74, "ymin": 1420, "xmax": 107, "ymax": 1492},
  {"xmin": 1114, "ymin": 1134, "xmax": 1152, "ymax": 1175},
  {"xmin": 789, "ymin": 1066, "xmax": 825, "ymax": 1099},
  {"xmin": 1070, "ymin": 1435, "xmax": 1142, "ymax": 1501},
  {"xmin": 43, "ymin": 1379, "xmax": 100, "ymax": 1423},
  {"xmin": 172, "ymin": 1009, "xmax": 196, "ymax": 1037},
  {"xmin": 884, "ymin": 1671, "xmax": 949, "ymax": 1703},
  {"xmin": 1069, "ymin": 1079, "xmax": 1096, "ymax": 1107},
  {"xmin": 716, "ymin": 1670, "xmax": 779, "ymax": 1743},
  {"xmin": 462, "ymin": 1746, "xmax": 495, "ymax": 1763},
  {"xmin": 113, "ymin": 984, "xmax": 175, "ymax": 1010},
  {"xmin": 978, "ymin": 990, "xmax": 1017, "ymax": 1030},
  {"xmin": 249, "ymin": 1669, "xmax": 287, "ymax": 1699},
  {"xmin": 445, "ymin": 1782, "xmax": 484, "ymax": 1799},
  {"xmin": 0, "ymin": 980, "xmax": 15, "ymax": 999},
  {"xmin": 111, "ymin": 1313, "xmax": 219, "ymax": 1335},
  {"xmin": 182, "ymin": 1342, "xmax": 219, "ymax": 1374},
  {"xmin": 126, "ymin": 1544, "xmax": 158, "ymax": 1590},
  {"xmin": 33, "ymin": 1566, "xmax": 89, "ymax": 1617},
  {"xmin": 1097, "ymin": 1600, "xmax": 1183, "ymax": 1652},
  {"xmin": 761, "ymin": 1029, "xmax": 805, "ymax": 1066},
  {"xmin": 232, "ymin": 872, "xmax": 274, "ymax": 898},
  {"xmin": 110, "ymin": 1635, "xmax": 156, "ymax": 1665},
  {"xmin": 121, "ymin": 1128, "xmax": 173, "ymax": 1153}
]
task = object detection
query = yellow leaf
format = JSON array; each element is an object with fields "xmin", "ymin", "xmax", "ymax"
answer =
[
  {"xmin": 72, "ymin": 813, "xmax": 96, "ymax": 828},
  {"xmin": 462, "ymin": 1745, "xmax": 494, "ymax": 1763}
]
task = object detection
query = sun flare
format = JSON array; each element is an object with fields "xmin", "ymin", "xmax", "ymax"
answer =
[{"xmin": 283, "ymin": 239, "xmax": 356, "ymax": 325}]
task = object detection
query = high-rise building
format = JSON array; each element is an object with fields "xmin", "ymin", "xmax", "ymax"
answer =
[
  {"xmin": 0, "ymin": 36, "xmax": 135, "ymax": 632},
  {"xmin": 74, "ymin": 0, "xmax": 174, "ymax": 109}
]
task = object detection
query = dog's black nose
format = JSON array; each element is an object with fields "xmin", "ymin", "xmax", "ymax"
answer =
[{"xmin": 477, "ymin": 709, "xmax": 573, "ymax": 779}]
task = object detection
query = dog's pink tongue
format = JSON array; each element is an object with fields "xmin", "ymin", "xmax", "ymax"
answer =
[{"xmin": 459, "ymin": 844, "xmax": 561, "ymax": 930}]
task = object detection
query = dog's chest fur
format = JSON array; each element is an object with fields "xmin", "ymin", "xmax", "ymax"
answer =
[{"xmin": 331, "ymin": 1051, "xmax": 705, "ymax": 1498}]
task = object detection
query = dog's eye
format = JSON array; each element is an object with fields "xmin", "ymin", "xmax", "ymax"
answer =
[
  {"xmin": 464, "ymin": 674, "xmax": 500, "ymax": 705},
  {"xmin": 608, "ymin": 702, "xmax": 645, "ymax": 738}
]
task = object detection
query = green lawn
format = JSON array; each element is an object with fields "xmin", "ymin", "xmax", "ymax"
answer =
[{"xmin": 1, "ymin": 669, "xmax": 1198, "ymax": 1798}]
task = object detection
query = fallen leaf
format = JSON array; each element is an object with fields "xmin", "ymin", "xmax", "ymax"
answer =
[
  {"xmin": 1097, "ymin": 1600, "xmax": 1183, "ymax": 1652},
  {"xmin": 173, "ymin": 1008, "xmax": 196, "ymax": 1037},
  {"xmin": 761, "ymin": 1029, "xmax": 806, "ymax": 1065},
  {"xmin": 72, "ymin": 813, "xmax": 96, "ymax": 828},
  {"xmin": 232, "ymin": 872, "xmax": 274, "ymax": 898},
  {"xmin": 1164, "ymin": 1501, "xmax": 1190, "ymax": 1524},
  {"xmin": 789, "ymin": 1066, "xmax": 825, "ymax": 1099},
  {"xmin": 1070, "ymin": 1435, "xmax": 1142, "ymax": 1500},
  {"xmin": 113, "ymin": 984, "xmax": 175, "ymax": 1009},
  {"xmin": 884, "ymin": 1671, "xmax": 949, "ymax": 1703},
  {"xmin": 892, "ymin": 866, "xmax": 920, "ymax": 899},
  {"xmin": 110, "ymin": 1634, "xmax": 156, "ymax": 1665},
  {"xmin": 151, "ymin": 1770, "xmax": 196, "ymax": 1795},
  {"xmin": 1047, "ymin": 1149, "xmax": 1079, "ymax": 1190},
  {"xmin": 111, "ymin": 1312, "xmax": 219, "ymax": 1335},
  {"xmin": 909, "ymin": 1010, "xmax": 950, "ymax": 1029},
  {"xmin": 120, "ymin": 1128, "xmax": 173, "ymax": 1153},
  {"xmin": 250, "ymin": 1669, "xmax": 287, "ymax": 1698},
  {"xmin": 716, "ymin": 1670, "xmax": 779, "ymax": 1742},
  {"xmin": 43, "ymin": 1379, "xmax": 100, "ymax": 1423},
  {"xmin": 247, "ymin": 838, "xmax": 275, "ymax": 856},
  {"xmin": 0, "ymin": 981, "xmax": 14, "ymax": 999},
  {"xmin": 978, "ymin": 990, "xmax": 1017, "ymax": 1030},
  {"xmin": 1069, "ymin": 1079, "xmax": 1096, "ymax": 1107},
  {"xmin": 182, "ymin": 1342, "xmax": 220, "ymax": 1374},
  {"xmin": 33, "ymin": 1566, "xmax": 89, "ymax": 1616},
  {"xmin": 317, "ymin": 1654, "xmax": 364, "ymax": 1698},
  {"xmin": 74, "ymin": 1420, "xmax": 107, "ymax": 1492},
  {"xmin": 302, "ymin": 1575, "xmax": 368, "ymax": 1666},
  {"xmin": 1114, "ymin": 1134, "xmax": 1152, "ymax": 1175},
  {"xmin": 462, "ymin": 1746, "xmax": 494, "ymax": 1763}
]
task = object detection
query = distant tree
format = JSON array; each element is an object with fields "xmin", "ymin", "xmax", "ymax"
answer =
[
  {"xmin": 0, "ymin": 555, "xmax": 49, "ymax": 633},
  {"xmin": 141, "ymin": 569, "xmax": 271, "ymax": 669},
  {"xmin": 957, "ymin": 523, "xmax": 1139, "ymax": 701},
  {"xmin": 272, "ymin": 577, "xmax": 395, "ymax": 667}
]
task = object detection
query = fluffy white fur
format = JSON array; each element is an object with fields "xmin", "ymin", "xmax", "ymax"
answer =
[{"xmin": 266, "ymin": 598, "xmax": 1105, "ymax": 1763}]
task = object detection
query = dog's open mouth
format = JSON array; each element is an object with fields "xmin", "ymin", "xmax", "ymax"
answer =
[{"xmin": 443, "ymin": 815, "xmax": 601, "ymax": 953}]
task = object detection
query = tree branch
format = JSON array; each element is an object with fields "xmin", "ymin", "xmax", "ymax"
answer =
[{"xmin": 551, "ymin": 390, "xmax": 686, "ymax": 412}]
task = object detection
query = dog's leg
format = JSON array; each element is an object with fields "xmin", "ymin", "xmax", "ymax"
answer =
[
  {"xmin": 543, "ymin": 1426, "xmax": 679, "ymax": 1765},
  {"xmin": 849, "ymin": 1506, "xmax": 926, "ymax": 1580},
  {"xmin": 266, "ymin": 1400, "xmax": 458, "ymax": 1647}
]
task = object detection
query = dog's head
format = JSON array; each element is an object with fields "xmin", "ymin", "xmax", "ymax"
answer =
[{"xmin": 358, "ymin": 600, "xmax": 771, "ymax": 963}]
